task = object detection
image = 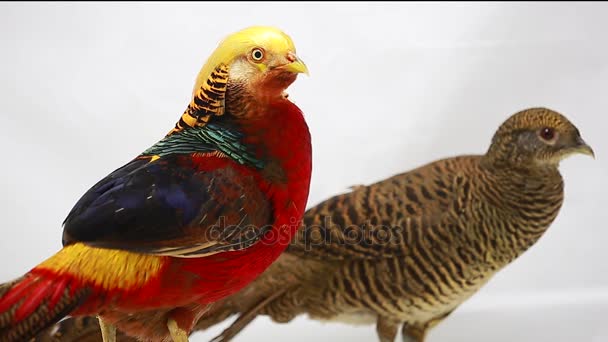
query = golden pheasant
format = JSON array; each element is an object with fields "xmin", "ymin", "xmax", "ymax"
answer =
[{"xmin": 0, "ymin": 26, "xmax": 312, "ymax": 342}]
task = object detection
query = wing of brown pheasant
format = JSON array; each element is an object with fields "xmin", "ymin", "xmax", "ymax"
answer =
[{"xmin": 33, "ymin": 107, "xmax": 594, "ymax": 342}]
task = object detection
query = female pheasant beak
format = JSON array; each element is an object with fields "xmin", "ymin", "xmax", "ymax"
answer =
[{"xmin": 573, "ymin": 136, "xmax": 595, "ymax": 159}]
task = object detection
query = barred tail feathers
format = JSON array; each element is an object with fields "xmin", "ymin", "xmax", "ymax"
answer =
[{"xmin": 0, "ymin": 271, "xmax": 90, "ymax": 342}]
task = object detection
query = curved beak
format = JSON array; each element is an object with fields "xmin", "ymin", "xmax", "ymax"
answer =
[
  {"xmin": 574, "ymin": 136, "xmax": 595, "ymax": 159},
  {"xmin": 280, "ymin": 52, "xmax": 309, "ymax": 76}
]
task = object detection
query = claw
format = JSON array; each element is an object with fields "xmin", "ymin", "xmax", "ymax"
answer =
[
  {"xmin": 168, "ymin": 318, "xmax": 189, "ymax": 342},
  {"xmin": 98, "ymin": 317, "xmax": 116, "ymax": 342}
]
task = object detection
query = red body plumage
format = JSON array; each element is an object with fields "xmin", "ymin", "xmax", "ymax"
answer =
[
  {"xmin": 0, "ymin": 25, "xmax": 312, "ymax": 341},
  {"xmin": 0, "ymin": 78, "xmax": 311, "ymax": 342}
]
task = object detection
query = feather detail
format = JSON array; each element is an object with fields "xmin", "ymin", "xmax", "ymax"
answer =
[
  {"xmin": 143, "ymin": 121, "xmax": 264, "ymax": 169},
  {"xmin": 0, "ymin": 273, "xmax": 90, "ymax": 341},
  {"xmin": 36, "ymin": 243, "xmax": 164, "ymax": 291},
  {"xmin": 168, "ymin": 64, "xmax": 230, "ymax": 135}
]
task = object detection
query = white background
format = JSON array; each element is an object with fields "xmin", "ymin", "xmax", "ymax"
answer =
[{"xmin": 0, "ymin": 2, "xmax": 607, "ymax": 341}]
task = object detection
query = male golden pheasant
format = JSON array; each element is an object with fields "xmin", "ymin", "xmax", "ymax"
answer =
[{"xmin": 0, "ymin": 26, "xmax": 312, "ymax": 342}]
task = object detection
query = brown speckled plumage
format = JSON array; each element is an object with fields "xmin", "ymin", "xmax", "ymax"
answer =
[{"xmin": 33, "ymin": 107, "xmax": 593, "ymax": 342}]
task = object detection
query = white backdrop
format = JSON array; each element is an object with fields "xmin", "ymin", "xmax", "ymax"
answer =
[{"xmin": 0, "ymin": 2, "xmax": 607, "ymax": 341}]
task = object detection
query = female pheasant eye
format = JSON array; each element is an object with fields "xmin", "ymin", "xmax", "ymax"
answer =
[
  {"xmin": 251, "ymin": 48, "xmax": 264, "ymax": 62},
  {"xmin": 539, "ymin": 127, "xmax": 556, "ymax": 141}
]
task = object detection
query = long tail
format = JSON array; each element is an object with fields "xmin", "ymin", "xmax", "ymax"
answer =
[
  {"xmin": 207, "ymin": 288, "xmax": 288, "ymax": 342},
  {"xmin": 29, "ymin": 292, "xmax": 252, "ymax": 342},
  {"xmin": 199, "ymin": 261, "xmax": 304, "ymax": 341},
  {"xmin": 33, "ymin": 264, "xmax": 289, "ymax": 342},
  {"xmin": 32, "ymin": 316, "xmax": 103, "ymax": 342},
  {"xmin": 32, "ymin": 252, "xmax": 304, "ymax": 342},
  {"xmin": 32, "ymin": 316, "xmax": 139, "ymax": 342},
  {"xmin": 32, "ymin": 291, "xmax": 251, "ymax": 342},
  {"xmin": 0, "ymin": 271, "xmax": 90, "ymax": 342}
]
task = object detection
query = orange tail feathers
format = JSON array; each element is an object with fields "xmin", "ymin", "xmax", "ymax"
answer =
[{"xmin": 0, "ymin": 271, "xmax": 91, "ymax": 342}]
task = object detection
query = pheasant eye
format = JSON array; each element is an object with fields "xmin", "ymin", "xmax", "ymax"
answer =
[
  {"xmin": 539, "ymin": 127, "xmax": 556, "ymax": 141},
  {"xmin": 251, "ymin": 48, "xmax": 264, "ymax": 62}
]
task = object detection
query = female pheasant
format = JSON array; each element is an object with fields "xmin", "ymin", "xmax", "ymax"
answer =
[{"xmin": 190, "ymin": 108, "xmax": 592, "ymax": 342}]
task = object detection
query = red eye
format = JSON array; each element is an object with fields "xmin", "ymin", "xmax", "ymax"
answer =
[{"xmin": 540, "ymin": 127, "xmax": 555, "ymax": 141}]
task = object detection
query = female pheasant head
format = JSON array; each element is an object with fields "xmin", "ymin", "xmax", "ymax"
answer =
[{"xmin": 485, "ymin": 107, "xmax": 594, "ymax": 170}]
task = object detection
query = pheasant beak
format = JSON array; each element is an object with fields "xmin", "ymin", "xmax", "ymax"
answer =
[
  {"xmin": 279, "ymin": 52, "xmax": 309, "ymax": 76},
  {"xmin": 574, "ymin": 136, "xmax": 595, "ymax": 159}
]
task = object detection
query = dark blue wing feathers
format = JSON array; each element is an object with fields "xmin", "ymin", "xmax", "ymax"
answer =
[
  {"xmin": 61, "ymin": 122, "xmax": 272, "ymax": 254},
  {"xmin": 62, "ymin": 157, "xmax": 211, "ymax": 247}
]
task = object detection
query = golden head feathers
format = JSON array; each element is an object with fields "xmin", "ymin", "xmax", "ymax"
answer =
[
  {"xmin": 193, "ymin": 26, "xmax": 307, "ymax": 97},
  {"xmin": 168, "ymin": 26, "xmax": 308, "ymax": 135}
]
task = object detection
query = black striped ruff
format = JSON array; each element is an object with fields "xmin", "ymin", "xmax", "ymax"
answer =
[{"xmin": 167, "ymin": 64, "xmax": 230, "ymax": 136}]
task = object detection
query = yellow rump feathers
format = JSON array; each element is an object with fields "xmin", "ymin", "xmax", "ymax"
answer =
[{"xmin": 38, "ymin": 243, "xmax": 164, "ymax": 291}]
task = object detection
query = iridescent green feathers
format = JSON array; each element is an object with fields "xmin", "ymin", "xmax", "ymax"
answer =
[{"xmin": 143, "ymin": 122, "xmax": 265, "ymax": 170}]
